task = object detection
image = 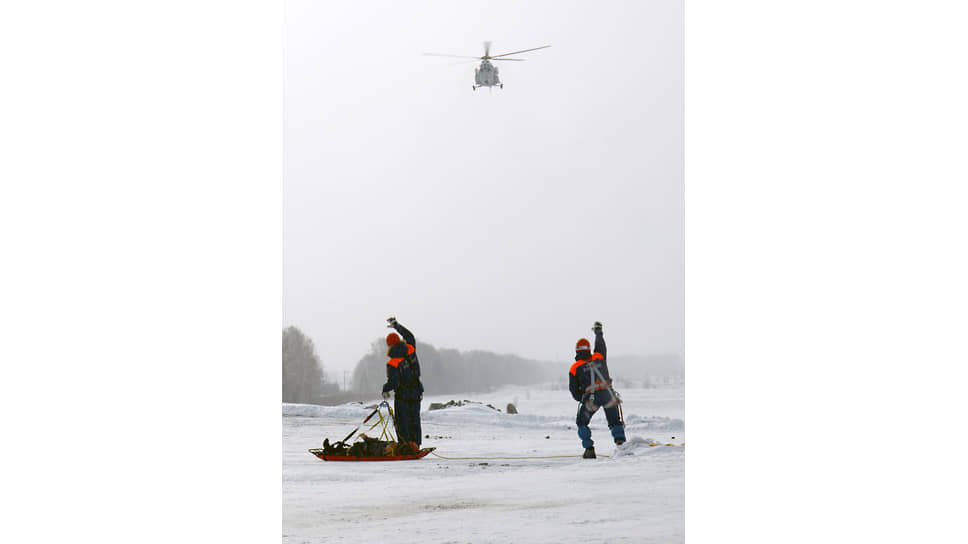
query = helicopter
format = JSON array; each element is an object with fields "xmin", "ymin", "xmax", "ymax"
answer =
[{"xmin": 424, "ymin": 42, "xmax": 550, "ymax": 90}]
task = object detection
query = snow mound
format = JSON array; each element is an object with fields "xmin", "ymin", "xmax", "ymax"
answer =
[
  {"xmin": 422, "ymin": 403, "xmax": 573, "ymax": 428},
  {"xmin": 611, "ymin": 436, "xmax": 684, "ymax": 458},
  {"xmin": 623, "ymin": 413, "xmax": 684, "ymax": 431}
]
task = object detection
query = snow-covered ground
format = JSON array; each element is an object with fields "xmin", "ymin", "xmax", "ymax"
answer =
[{"xmin": 283, "ymin": 384, "xmax": 684, "ymax": 543}]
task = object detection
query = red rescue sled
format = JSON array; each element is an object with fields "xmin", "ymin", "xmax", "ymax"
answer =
[
  {"xmin": 309, "ymin": 401, "xmax": 434, "ymax": 462},
  {"xmin": 309, "ymin": 447, "xmax": 435, "ymax": 462}
]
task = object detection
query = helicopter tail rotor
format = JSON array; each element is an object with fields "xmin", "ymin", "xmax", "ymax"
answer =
[{"xmin": 484, "ymin": 41, "xmax": 491, "ymax": 58}]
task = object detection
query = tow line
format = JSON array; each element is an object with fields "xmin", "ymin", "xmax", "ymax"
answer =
[
  {"xmin": 430, "ymin": 451, "xmax": 607, "ymax": 460},
  {"xmin": 428, "ymin": 442, "xmax": 684, "ymax": 461}
]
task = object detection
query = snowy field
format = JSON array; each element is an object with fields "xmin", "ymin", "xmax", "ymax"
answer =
[{"xmin": 283, "ymin": 383, "xmax": 684, "ymax": 543}]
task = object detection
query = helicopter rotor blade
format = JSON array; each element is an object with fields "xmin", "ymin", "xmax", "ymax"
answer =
[
  {"xmin": 490, "ymin": 45, "xmax": 551, "ymax": 58},
  {"xmin": 423, "ymin": 52, "xmax": 483, "ymax": 60},
  {"xmin": 491, "ymin": 58, "xmax": 526, "ymax": 61}
]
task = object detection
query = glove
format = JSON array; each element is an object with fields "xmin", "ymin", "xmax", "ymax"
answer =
[
  {"xmin": 386, "ymin": 316, "xmax": 398, "ymax": 328},
  {"xmin": 382, "ymin": 391, "xmax": 391, "ymax": 400},
  {"xmin": 592, "ymin": 321, "xmax": 603, "ymax": 333}
]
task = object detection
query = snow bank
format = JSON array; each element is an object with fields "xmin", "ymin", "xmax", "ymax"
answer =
[
  {"xmin": 282, "ymin": 402, "xmax": 371, "ymax": 419},
  {"xmin": 421, "ymin": 403, "xmax": 573, "ymax": 429},
  {"xmin": 283, "ymin": 399, "xmax": 685, "ymax": 432},
  {"xmin": 624, "ymin": 413, "xmax": 685, "ymax": 431}
]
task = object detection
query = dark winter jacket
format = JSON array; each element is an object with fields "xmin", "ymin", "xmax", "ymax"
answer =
[
  {"xmin": 568, "ymin": 330, "xmax": 612, "ymax": 402},
  {"xmin": 382, "ymin": 323, "xmax": 424, "ymax": 401}
]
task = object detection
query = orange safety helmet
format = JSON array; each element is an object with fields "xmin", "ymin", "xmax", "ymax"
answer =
[
  {"xmin": 386, "ymin": 332, "xmax": 401, "ymax": 346},
  {"xmin": 575, "ymin": 338, "xmax": 591, "ymax": 352}
]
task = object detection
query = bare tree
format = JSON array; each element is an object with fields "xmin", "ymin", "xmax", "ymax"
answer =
[{"xmin": 282, "ymin": 326, "xmax": 326, "ymax": 403}]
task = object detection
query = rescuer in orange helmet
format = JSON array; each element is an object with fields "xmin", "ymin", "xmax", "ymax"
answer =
[
  {"xmin": 382, "ymin": 316, "xmax": 425, "ymax": 447},
  {"xmin": 569, "ymin": 321, "xmax": 625, "ymax": 459}
]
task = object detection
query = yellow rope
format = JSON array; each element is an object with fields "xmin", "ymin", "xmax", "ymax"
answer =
[
  {"xmin": 375, "ymin": 411, "xmax": 396, "ymax": 442},
  {"xmin": 383, "ymin": 406, "xmax": 397, "ymax": 442},
  {"xmin": 357, "ymin": 407, "xmax": 397, "ymax": 443}
]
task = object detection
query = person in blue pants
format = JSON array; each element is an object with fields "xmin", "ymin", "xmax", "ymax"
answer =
[
  {"xmin": 569, "ymin": 321, "xmax": 626, "ymax": 459},
  {"xmin": 382, "ymin": 317, "xmax": 424, "ymax": 448}
]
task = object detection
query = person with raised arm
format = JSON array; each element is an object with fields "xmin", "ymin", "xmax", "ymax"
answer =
[
  {"xmin": 569, "ymin": 321, "xmax": 626, "ymax": 459},
  {"xmin": 382, "ymin": 317, "xmax": 425, "ymax": 448}
]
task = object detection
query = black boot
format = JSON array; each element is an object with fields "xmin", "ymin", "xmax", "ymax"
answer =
[
  {"xmin": 615, "ymin": 438, "xmax": 626, "ymax": 446},
  {"xmin": 583, "ymin": 447, "xmax": 596, "ymax": 459}
]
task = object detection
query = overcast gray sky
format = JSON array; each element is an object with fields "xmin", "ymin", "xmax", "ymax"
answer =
[{"xmin": 284, "ymin": 0, "xmax": 683, "ymax": 378}]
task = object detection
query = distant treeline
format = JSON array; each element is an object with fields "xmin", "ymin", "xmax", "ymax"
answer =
[
  {"xmin": 283, "ymin": 325, "xmax": 684, "ymax": 406},
  {"xmin": 351, "ymin": 338, "xmax": 558, "ymax": 397}
]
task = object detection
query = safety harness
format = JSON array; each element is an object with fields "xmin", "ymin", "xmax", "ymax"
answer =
[{"xmin": 583, "ymin": 358, "xmax": 622, "ymax": 413}]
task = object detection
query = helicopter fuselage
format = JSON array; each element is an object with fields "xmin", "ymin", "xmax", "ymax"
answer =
[{"xmin": 473, "ymin": 60, "xmax": 502, "ymax": 90}]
